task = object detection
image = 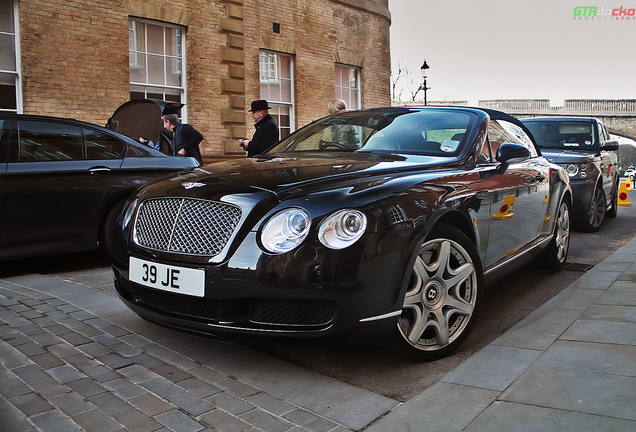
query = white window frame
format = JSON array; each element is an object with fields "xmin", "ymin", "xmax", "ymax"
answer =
[
  {"xmin": 128, "ymin": 18, "xmax": 186, "ymax": 119},
  {"xmin": 259, "ymin": 51, "xmax": 295, "ymax": 139},
  {"xmin": 335, "ymin": 64, "xmax": 361, "ymax": 110},
  {"xmin": 1, "ymin": 0, "xmax": 21, "ymax": 113}
]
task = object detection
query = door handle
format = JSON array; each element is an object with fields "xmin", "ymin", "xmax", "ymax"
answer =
[{"xmin": 89, "ymin": 167, "xmax": 112, "ymax": 174}]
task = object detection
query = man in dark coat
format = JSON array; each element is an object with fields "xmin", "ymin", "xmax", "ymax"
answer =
[
  {"xmin": 162, "ymin": 114, "xmax": 203, "ymax": 164},
  {"xmin": 239, "ymin": 100, "xmax": 279, "ymax": 157}
]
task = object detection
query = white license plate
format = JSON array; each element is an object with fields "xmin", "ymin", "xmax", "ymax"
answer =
[{"xmin": 129, "ymin": 257, "xmax": 205, "ymax": 297}]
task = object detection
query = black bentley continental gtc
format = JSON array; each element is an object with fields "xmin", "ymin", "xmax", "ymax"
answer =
[{"xmin": 110, "ymin": 106, "xmax": 572, "ymax": 361}]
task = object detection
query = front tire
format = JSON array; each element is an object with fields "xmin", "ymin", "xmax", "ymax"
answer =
[
  {"xmin": 606, "ymin": 182, "xmax": 618, "ymax": 219},
  {"xmin": 392, "ymin": 225, "xmax": 483, "ymax": 361},
  {"xmin": 577, "ymin": 186, "xmax": 605, "ymax": 232}
]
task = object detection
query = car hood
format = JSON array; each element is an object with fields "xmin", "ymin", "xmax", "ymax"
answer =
[
  {"xmin": 138, "ymin": 152, "xmax": 457, "ymax": 201},
  {"xmin": 538, "ymin": 148, "xmax": 598, "ymax": 164}
]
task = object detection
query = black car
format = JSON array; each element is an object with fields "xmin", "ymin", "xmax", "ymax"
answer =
[
  {"xmin": 0, "ymin": 114, "xmax": 199, "ymax": 260},
  {"xmin": 522, "ymin": 117, "xmax": 619, "ymax": 231},
  {"xmin": 111, "ymin": 106, "xmax": 572, "ymax": 361}
]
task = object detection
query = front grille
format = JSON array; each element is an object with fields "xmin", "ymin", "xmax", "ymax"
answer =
[
  {"xmin": 134, "ymin": 198, "xmax": 241, "ymax": 256},
  {"xmin": 133, "ymin": 286, "xmax": 336, "ymax": 328}
]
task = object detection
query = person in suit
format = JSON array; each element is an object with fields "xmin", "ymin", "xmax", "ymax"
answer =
[
  {"xmin": 162, "ymin": 114, "xmax": 203, "ymax": 164},
  {"xmin": 239, "ymin": 99, "xmax": 279, "ymax": 157}
]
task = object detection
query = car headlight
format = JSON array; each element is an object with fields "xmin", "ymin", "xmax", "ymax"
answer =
[
  {"xmin": 261, "ymin": 208, "xmax": 311, "ymax": 253},
  {"xmin": 564, "ymin": 163, "xmax": 588, "ymax": 179},
  {"xmin": 318, "ymin": 209, "xmax": 367, "ymax": 249},
  {"xmin": 121, "ymin": 197, "xmax": 138, "ymax": 229}
]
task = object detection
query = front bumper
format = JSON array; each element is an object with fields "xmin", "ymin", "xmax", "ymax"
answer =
[{"xmin": 113, "ymin": 232, "xmax": 413, "ymax": 340}]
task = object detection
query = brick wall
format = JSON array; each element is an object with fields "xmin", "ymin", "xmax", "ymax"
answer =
[{"xmin": 18, "ymin": 0, "xmax": 390, "ymax": 156}]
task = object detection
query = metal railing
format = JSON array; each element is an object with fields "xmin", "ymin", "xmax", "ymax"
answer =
[{"xmin": 478, "ymin": 99, "xmax": 636, "ymax": 116}]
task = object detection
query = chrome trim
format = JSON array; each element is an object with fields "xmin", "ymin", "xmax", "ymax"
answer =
[{"xmin": 359, "ymin": 310, "xmax": 402, "ymax": 323}]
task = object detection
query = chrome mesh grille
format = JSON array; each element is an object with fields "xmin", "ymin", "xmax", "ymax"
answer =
[{"xmin": 134, "ymin": 198, "xmax": 242, "ymax": 256}]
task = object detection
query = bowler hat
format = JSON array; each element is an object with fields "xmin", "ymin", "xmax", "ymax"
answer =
[{"xmin": 249, "ymin": 99, "xmax": 271, "ymax": 112}]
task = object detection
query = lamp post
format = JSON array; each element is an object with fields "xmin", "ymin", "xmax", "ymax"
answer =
[{"xmin": 419, "ymin": 60, "xmax": 430, "ymax": 105}]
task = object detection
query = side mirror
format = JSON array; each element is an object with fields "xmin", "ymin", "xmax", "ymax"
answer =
[
  {"xmin": 496, "ymin": 142, "xmax": 531, "ymax": 164},
  {"xmin": 601, "ymin": 140, "xmax": 619, "ymax": 151}
]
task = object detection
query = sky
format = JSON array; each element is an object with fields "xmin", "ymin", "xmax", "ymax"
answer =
[{"xmin": 389, "ymin": 0, "xmax": 636, "ymax": 106}]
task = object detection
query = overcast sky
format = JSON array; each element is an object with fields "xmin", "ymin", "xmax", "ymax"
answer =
[{"xmin": 389, "ymin": 0, "xmax": 636, "ymax": 106}]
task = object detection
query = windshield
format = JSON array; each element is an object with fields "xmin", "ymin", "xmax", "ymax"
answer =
[
  {"xmin": 525, "ymin": 120, "xmax": 596, "ymax": 150},
  {"xmin": 267, "ymin": 109, "xmax": 474, "ymax": 157}
]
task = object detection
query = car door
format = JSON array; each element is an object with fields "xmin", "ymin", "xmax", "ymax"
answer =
[
  {"xmin": 597, "ymin": 121, "xmax": 619, "ymax": 199},
  {"xmin": 3, "ymin": 118, "xmax": 123, "ymax": 256},
  {"xmin": 481, "ymin": 120, "xmax": 550, "ymax": 269}
]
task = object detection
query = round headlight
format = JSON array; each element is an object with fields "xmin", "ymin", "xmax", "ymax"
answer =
[
  {"xmin": 261, "ymin": 208, "xmax": 311, "ymax": 253},
  {"xmin": 564, "ymin": 164, "xmax": 579, "ymax": 177},
  {"xmin": 318, "ymin": 209, "xmax": 367, "ymax": 249}
]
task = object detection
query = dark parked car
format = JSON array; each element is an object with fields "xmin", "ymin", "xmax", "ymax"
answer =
[
  {"xmin": 0, "ymin": 114, "xmax": 199, "ymax": 260},
  {"xmin": 522, "ymin": 117, "xmax": 619, "ymax": 231},
  {"xmin": 111, "ymin": 106, "xmax": 572, "ymax": 361}
]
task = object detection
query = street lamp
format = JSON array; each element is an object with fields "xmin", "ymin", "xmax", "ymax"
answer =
[{"xmin": 419, "ymin": 60, "xmax": 430, "ymax": 105}]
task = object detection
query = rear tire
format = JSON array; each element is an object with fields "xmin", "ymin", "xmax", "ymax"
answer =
[
  {"xmin": 542, "ymin": 198, "xmax": 571, "ymax": 270},
  {"xmin": 391, "ymin": 225, "xmax": 483, "ymax": 362}
]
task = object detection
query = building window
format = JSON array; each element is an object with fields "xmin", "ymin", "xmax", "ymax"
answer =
[
  {"xmin": 129, "ymin": 19, "xmax": 185, "ymax": 112},
  {"xmin": 0, "ymin": 0, "xmax": 20, "ymax": 113},
  {"xmin": 335, "ymin": 64, "xmax": 360, "ymax": 110},
  {"xmin": 259, "ymin": 51, "xmax": 294, "ymax": 139}
]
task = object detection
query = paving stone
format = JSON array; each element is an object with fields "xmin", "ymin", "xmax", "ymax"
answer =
[
  {"xmin": 88, "ymin": 392, "xmax": 134, "ymax": 416},
  {"xmin": 208, "ymin": 392, "xmax": 255, "ymax": 415},
  {"xmin": 501, "ymin": 365, "xmax": 636, "ymax": 420},
  {"xmin": 66, "ymin": 377, "xmax": 108, "ymax": 398},
  {"xmin": 83, "ymin": 365, "xmax": 120, "ymax": 383},
  {"xmin": 117, "ymin": 364, "xmax": 155, "ymax": 384},
  {"xmin": 14, "ymin": 342, "xmax": 47, "ymax": 357},
  {"xmin": 178, "ymin": 377, "xmax": 222, "ymax": 399},
  {"xmin": 96, "ymin": 353, "xmax": 133, "ymax": 369},
  {"xmin": 128, "ymin": 393, "xmax": 174, "ymax": 416},
  {"xmin": 12, "ymin": 364, "xmax": 49, "ymax": 384},
  {"xmin": 108, "ymin": 342, "xmax": 142, "ymax": 358},
  {"xmin": 167, "ymin": 391, "xmax": 214, "ymax": 416},
  {"xmin": 139, "ymin": 343, "xmax": 176, "ymax": 359},
  {"xmin": 114, "ymin": 408, "xmax": 163, "ymax": 432},
  {"xmin": 72, "ymin": 408, "xmax": 121, "ymax": 432},
  {"xmin": 29, "ymin": 332, "xmax": 61, "ymax": 347},
  {"xmin": 465, "ymin": 400, "xmax": 636, "ymax": 432},
  {"xmin": 9, "ymin": 392, "xmax": 54, "ymax": 417},
  {"xmin": 31, "ymin": 408, "xmax": 82, "ymax": 432},
  {"xmin": 91, "ymin": 333, "xmax": 121, "ymax": 347},
  {"xmin": 47, "ymin": 342, "xmax": 81, "ymax": 359},
  {"xmin": 102, "ymin": 324, "xmax": 131, "ymax": 338},
  {"xmin": 76, "ymin": 342, "xmax": 111, "ymax": 358},
  {"xmin": 156, "ymin": 409, "xmax": 206, "ymax": 432},
  {"xmin": 2, "ymin": 332, "xmax": 31, "ymax": 346},
  {"xmin": 47, "ymin": 365, "xmax": 85, "ymax": 384},
  {"xmin": 140, "ymin": 378, "xmax": 182, "ymax": 398},
  {"xmin": 0, "ymin": 378, "xmax": 32, "ymax": 398},
  {"xmin": 246, "ymin": 393, "xmax": 295, "ymax": 417},
  {"xmin": 216, "ymin": 378, "xmax": 259, "ymax": 398},
  {"xmin": 127, "ymin": 352, "xmax": 166, "ymax": 369},
  {"xmin": 29, "ymin": 352, "xmax": 66, "ymax": 370},
  {"xmin": 151, "ymin": 364, "xmax": 193, "ymax": 383},
  {"xmin": 0, "ymin": 407, "xmax": 33, "ymax": 432},
  {"xmin": 283, "ymin": 409, "xmax": 321, "ymax": 427},
  {"xmin": 199, "ymin": 409, "xmax": 251, "ymax": 432},
  {"xmin": 162, "ymin": 353, "xmax": 199, "ymax": 370},
  {"xmin": 240, "ymin": 408, "xmax": 291, "ymax": 432},
  {"xmin": 187, "ymin": 365, "xmax": 226, "ymax": 385},
  {"xmin": 561, "ymin": 319, "xmax": 636, "ymax": 345},
  {"xmin": 103, "ymin": 377, "xmax": 147, "ymax": 399},
  {"xmin": 58, "ymin": 332, "xmax": 92, "ymax": 347},
  {"xmin": 28, "ymin": 377, "xmax": 71, "ymax": 398}
]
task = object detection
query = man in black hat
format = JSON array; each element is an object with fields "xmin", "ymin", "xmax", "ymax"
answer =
[{"xmin": 239, "ymin": 99, "xmax": 279, "ymax": 157}]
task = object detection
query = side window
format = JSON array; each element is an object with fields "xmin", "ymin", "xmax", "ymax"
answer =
[
  {"xmin": 490, "ymin": 120, "xmax": 539, "ymax": 159},
  {"xmin": 85, "ymin": 129, "xmax": 125, "ymax": 159},
  {"xmin": 17, "ymin": 120, "xmax": 83, "ymax": 161}
]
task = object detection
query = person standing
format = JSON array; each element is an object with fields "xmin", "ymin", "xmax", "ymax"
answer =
[
  {"xmin": 327, "ymin": 99, "xmax": 347, "ymax": 114},
  {"xmin": 162, "ymin": 114, "xmax": 204, "ymax": 164},
  {"xmin": 239, "ymin": 100, "xmax": 279, "ymax": 157}
]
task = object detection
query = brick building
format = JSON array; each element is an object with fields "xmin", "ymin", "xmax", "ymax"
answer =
[{"xmin": 2, "ymin": 0, "xmax": 391, "ymax": 156}]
